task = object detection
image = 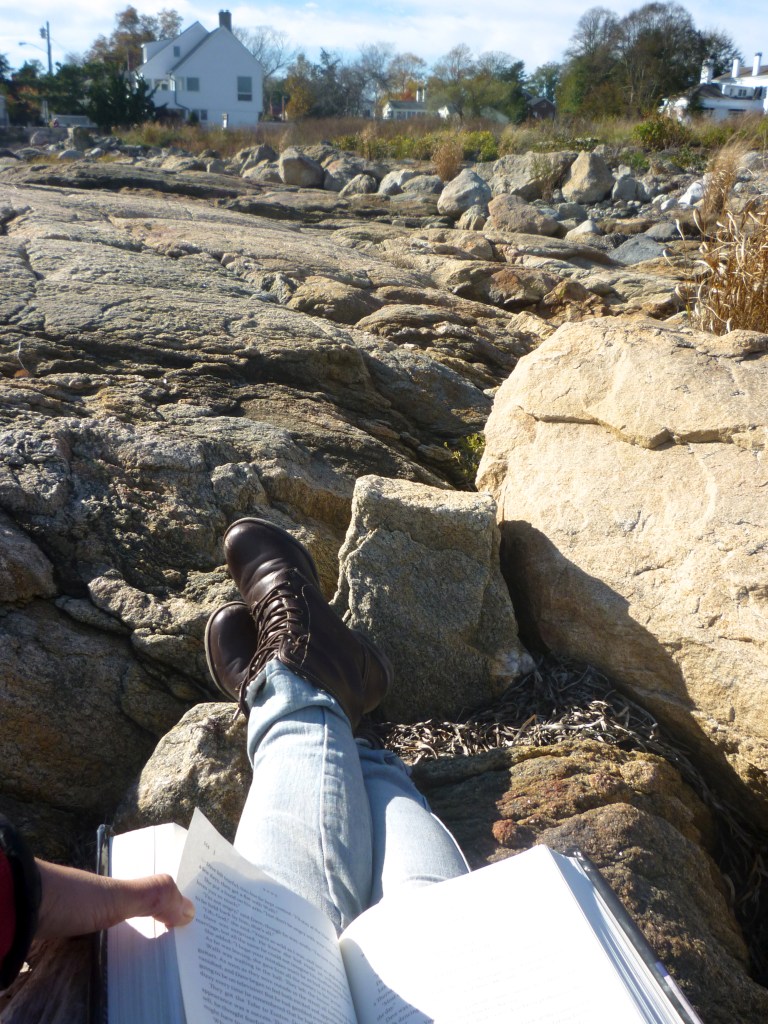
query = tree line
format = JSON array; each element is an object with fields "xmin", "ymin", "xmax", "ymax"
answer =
[{"xmin": 0, "ymin": 2, "xmax": 741, "ymax": 129}]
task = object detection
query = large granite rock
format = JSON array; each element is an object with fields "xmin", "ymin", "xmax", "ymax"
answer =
[
  {"xmin": 478, "ymin": 317, "xmax": 768, "ymax": 826},
  {"xmin": 278, "ymin": 147, "xmax": 324, "ymax": 187},
  {"xmin": 487, "ymin": 194, "xmax": 561, "ymax": 237},
  {"xmin": 484, "ymin": 151, "xmax": 576, "ymax": 201},
  {"xmin": 562, "ymin": 150, "xmax": 615, "ymax": 203},
  {"xmin": 437, "ymin": 169, "xmax": 492, "ymax": 219},
  {"xmin": 332, "ymin": 475, "xmax": 533, "ymax": 720}
]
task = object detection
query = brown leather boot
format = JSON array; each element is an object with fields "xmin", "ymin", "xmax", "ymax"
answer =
[
  {"xmin": 204, "ymin": 601, "xmax": 259, "ymax": 713},
  {"xmin": 223, "ymin": 517, "xmax": 392, "ymax": 728}
]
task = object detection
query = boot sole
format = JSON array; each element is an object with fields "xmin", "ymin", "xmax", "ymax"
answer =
[{"xmin": 223, "ymin": 517, "xmax": 321, "ymax": 587}]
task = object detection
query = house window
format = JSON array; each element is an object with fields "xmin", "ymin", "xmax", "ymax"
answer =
[
  {"xmin": 187, "ymin": 76, "xmax": 200, "ymax": 92},
  {"xmin": 194, "ymin": 109, "xmax": 208, "ymax": 121},
  {"xmin": 173, "ymin": 46, "xmax": 180, "ymax": 57},
  {"xmin": 155, "ymin": 79, "xmax": 169, "ymax": 90},
  {"xmin": 237, "ymin": 76, "xmax": 252, "ymax": 101}
]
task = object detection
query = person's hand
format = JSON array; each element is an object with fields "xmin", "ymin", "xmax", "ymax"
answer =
[{"xmin": 35, "ymin": 859, "xmax": 195, "ymax": 940}]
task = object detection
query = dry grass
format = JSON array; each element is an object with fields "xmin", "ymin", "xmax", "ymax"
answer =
[
  {"xmin": 431, "ymin": 135, "xmax": 464, "ymax": 181},
  {"xmin": 699, "ymin": 138, "xmax": 751, "ymax": 227},
  {"xmin": 689, "ymin": 200, "xmax": 768, "ymax": 334}
]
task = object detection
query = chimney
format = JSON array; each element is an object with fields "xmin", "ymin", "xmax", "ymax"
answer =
[
  {"xmin": 219, "ymin": 10, "xmax": 232, "ymax": 31},
  {"xmin": 416, "ymin": 86, "xmax": 424, "ymax": 103},
  {"xmin": 732, "ymin": 56, "xmax": 741, "ymax": 79},
  {"xmin": 700, "ymin": 59, "xmax": 714, "ymax": 84},
  {"xmin": 753, "ymin": 52, "xmax": 763, "ymax": 77}
]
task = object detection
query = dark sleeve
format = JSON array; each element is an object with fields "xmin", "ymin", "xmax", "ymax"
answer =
[{"xmin": 0, "ymin": 815, "xmax": 42, "ymax": 990}]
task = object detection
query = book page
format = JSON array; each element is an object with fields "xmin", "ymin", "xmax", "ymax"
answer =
[
  {"xmin": 108, "ymin": 822, "xmax": 189, "ymax": 1024},
  {"xmin": 174, "ymin": 809, "xmax": 357, "ymax": 1024},
  {"xmin": 339, "ymin": 845, "xmax": 653, "ymax": 1024}
]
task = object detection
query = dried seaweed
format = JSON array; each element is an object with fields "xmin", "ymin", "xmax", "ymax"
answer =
[{"xmin": 374, "ymin": 654, "xmax": 768, "ymax": 984}]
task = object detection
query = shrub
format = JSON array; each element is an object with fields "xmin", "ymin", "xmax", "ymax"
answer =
[
  {"xmin": 529, "ymin": 153, "xmax": 563, "ymax": 198},
  {"xmin": 699, "ymin": 139, "xmax": 750, "ymax": 227},
  {"xmin": 689, "ymin": 199, "xmax": 768, "ymax": 334},
  {"xmin": 461, "ymin": 130, "xmax": 498, "ymax": 162},
  {"xmin": 432, "ymin": 135, "xmax": 464, "ymax": 181},
  {"xmin": 631, "ymin": 115, "xmax": 692, "ymax": 151},
  {"xmin": 444, "ymin": 433, "xmax": 485, "ymax": 488}
]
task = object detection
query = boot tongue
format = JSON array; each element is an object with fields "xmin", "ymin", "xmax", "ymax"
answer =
[{"xmin": 248, "ymin": 566, "xmax": 315, "ymax": 612}]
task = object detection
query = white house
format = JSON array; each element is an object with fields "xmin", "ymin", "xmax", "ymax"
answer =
[
  {"xmin": 663, "ymin": 53, "xmax": 768, "ymax": 122},
  {"xmin": 381, "ymin": 89, "xmax": 429, "ymax": 120},
  {"xmin": 137, "ymin": 10, "xmax": 263, "ymax": 127}
]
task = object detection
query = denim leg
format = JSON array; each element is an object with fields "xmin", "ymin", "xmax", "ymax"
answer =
[
  {"xmin": 357, "ymin": 743, "xmax": 470, "ymax": 906},
  {"xmin": 233, "ymin": 659, "xmax": 373, "ymax": 934}
]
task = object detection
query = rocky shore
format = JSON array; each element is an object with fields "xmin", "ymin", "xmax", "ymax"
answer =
[{"xmin": 1, "ymin": 130, "xmax": 767, "ymax": 1021}]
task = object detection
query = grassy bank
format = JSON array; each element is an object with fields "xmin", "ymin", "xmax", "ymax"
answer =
[{"xmin": 117, "ymin": 112, "xmax": 768, "ymax": 168}]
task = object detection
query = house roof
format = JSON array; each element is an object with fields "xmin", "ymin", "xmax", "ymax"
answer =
[
  {"xmin": 695, "ymin": 84, "xmax": 725, "ymax": 98},
  {"xmin": 139, "ymin": 20, "xmax": 261, "ymax": 75},
  {"xmin": 172, "ymin": 26, "xmax": 260, "ymax": 72},
  {"xmin": 384, "ymin": 99, "xmax": 426, "ymax": 111},
  {"xmin": 714, "ymin": 65, "xmax": 768, "ymax": 82}
]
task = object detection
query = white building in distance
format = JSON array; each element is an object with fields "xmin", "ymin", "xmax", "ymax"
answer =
[
  {"xmin": 663, "ymin": 53, "xmax": 768, "ymax": 122},
  {"xmin": 137, "ymin": 11, "xmax": 263, "ymax": 127}
]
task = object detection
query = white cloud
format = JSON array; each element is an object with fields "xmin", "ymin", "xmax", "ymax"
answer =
[{"xmin": 0, "ymin": 0, "xmax": 763, "ymax": 76}]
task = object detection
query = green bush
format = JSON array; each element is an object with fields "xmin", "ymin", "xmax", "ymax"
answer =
[
  {"xmin": 460, "ymin": 130, "xmax": 498, "ymax": 161},
  {"xmin": 631, "ymin": 115, "xmax": 692, "ymax": 151},
  {"xmin": 444, "ymin": 433, "xmax": 485, "ymax": 489}
]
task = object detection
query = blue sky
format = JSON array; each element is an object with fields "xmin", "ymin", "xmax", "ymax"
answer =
[{"xmin": 2, "ymin": 1, "xmax": 764, "ymax": 76}]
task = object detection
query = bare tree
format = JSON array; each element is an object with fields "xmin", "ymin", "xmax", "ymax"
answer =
[
  {"xmin": 386, "ymin": 52, "xmax": 428, "ymax": 96},
  {"xmin": 235, "ymin": 25, "xmax": 296, "ymax": 83}
]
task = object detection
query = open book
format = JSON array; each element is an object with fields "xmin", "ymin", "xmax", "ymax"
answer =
[{"xmin": 103, "ymin": 809, "xmax": 702, "ymax": 1024}]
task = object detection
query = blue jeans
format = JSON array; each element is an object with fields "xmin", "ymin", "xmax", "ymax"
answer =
[{"xmin": 233, "ymin": 659, "xmax": 469, "ymax": 934}]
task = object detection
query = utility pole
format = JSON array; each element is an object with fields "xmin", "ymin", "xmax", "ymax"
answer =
[{"xmin": 40, "ymin": 23, "xmax": 52, "ymax": 75}]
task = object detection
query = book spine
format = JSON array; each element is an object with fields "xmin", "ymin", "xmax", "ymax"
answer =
[
  {"xmin": 572, "ymin": 851, "xmax": 704, "ymax": 1024},
  {"xmin": 89, "ymin": 825, "xmax": 111, "ymax": 1024}
]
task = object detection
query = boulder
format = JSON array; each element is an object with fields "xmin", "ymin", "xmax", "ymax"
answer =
[
  {"xmin": 278, "ymin": 147, "xmax": 324, "ymax": 188},
  {"xmin": 323, "ymin": 157, "xmax": 368, "ymax": 192},
  {"xmin": 455, "ymin": 205, "xmax": 487, "ymax": 230},
  {"xmin": 645, "ymin": 221, "xmax": 680, "ymax": 242},
  {"xmin": 562, "ymin": 151, "xmax": 615, "ymax": 204},
  {"xmin": 436, "ymin": 169, "xmax": 492, "ymax": 219},
  {"xmin": 340, "ymin": 173, "xmax": 378, "ymax": 196},
  {"xmin": 611, "ymin": 234, "xmax": 666, "ymax": 265},
  {"xmin": 67, "ymin": 127, "xmax": 94, "ymax": 152},
  {"xmin": 557, "ymin": 201, "xmax": 588, "ymax": 223},
  {"xmin": 402, "ymin": 174, "xmax": 443, "ymax": 196},
  {"xmin": 679, "ymin": 180, "xmax": 704, "ymax": 207},
  {"xmin": 235, "ymin": 144, "xmax": 277, "ymax": 170},
  {"xmin": 612, "ymin": 173, "xmax": 642, "ymax": 202},
  {"xmin": 378, "ymin": 169, "xmax": 418, "ymax": 196},
  {"xmin": 332, "ymin": 475, "xmax": 533, "ymax": 721},
  {"xmin": 488, "ymin": 151, "xmax": 576, "ymax": 201},
  {"xmin": 477, "ymin": 317, "xmax": 768, "ymax": 826},
  {"xmin": 160, "ymin": 154, "xmax": 205, "ymax": 172},
  {"xmin": 487, "ymin": 195, "xmax": 561, "ymax": 237},
  {"xmin": 564, "ymin": 218, "xmax": 602, "ymax": 240}
]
